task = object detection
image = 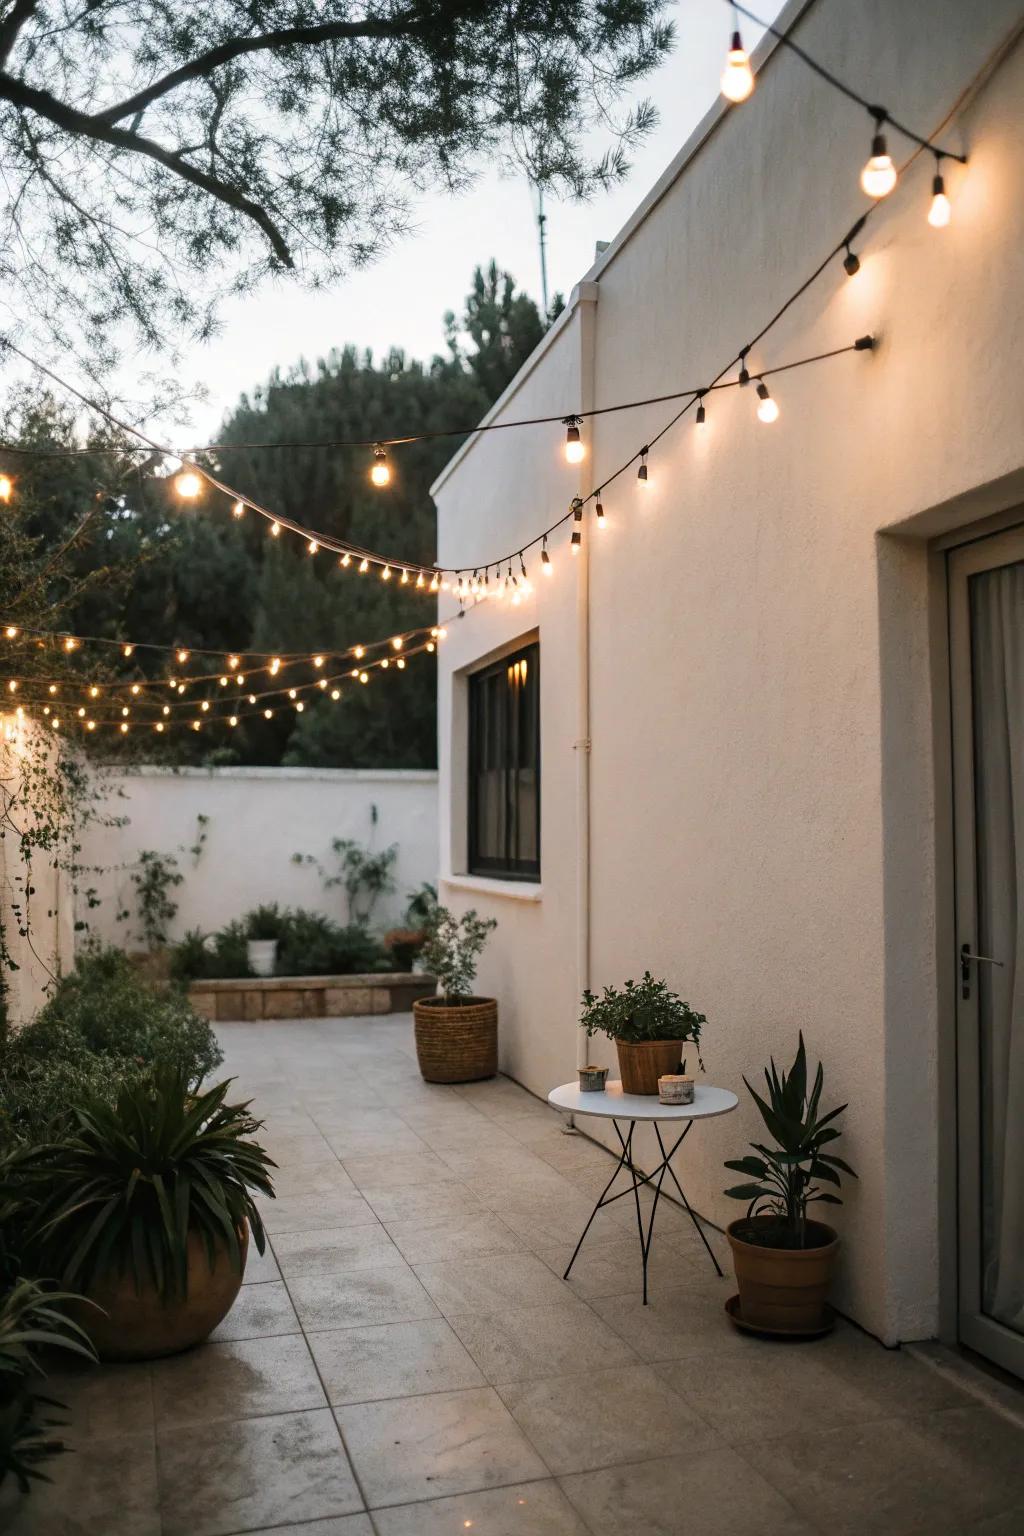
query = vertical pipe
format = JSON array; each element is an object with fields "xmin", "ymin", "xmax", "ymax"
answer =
[{"xmin": 574, "ymin": 285, "xmax": 599, "ymax": 1072}]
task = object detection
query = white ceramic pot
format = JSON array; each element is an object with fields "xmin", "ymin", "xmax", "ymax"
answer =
[{"xmin": 246, "ymin": 939, "xmax": 277, "ymax": 977}]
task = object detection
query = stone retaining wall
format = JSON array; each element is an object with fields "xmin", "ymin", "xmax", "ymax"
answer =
[{"xmin": 189, "ymin": 973, "xmax": 435, "ymax": 1022}]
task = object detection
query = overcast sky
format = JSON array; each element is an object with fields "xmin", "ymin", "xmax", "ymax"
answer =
[{"xmin": 166, "ymin": 0, "xmax": 782, "ymax": 441}]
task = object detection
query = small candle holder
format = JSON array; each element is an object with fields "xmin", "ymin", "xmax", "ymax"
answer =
[
  {"xmin": 578, "ymin": 1065, "xmax": 609, "ymax": 1093},
  {"xmin": 658, "ymin": 1074, "xmax": 694, "ymax": 1106}
]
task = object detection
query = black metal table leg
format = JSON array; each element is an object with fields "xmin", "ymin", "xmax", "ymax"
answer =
[
  {"xmin": 654, "ymin": 1122, "xmax": 724, "ymax": 1277},
  {"xmin": 563, "ymin": 1121, "xmax": 636, "ymax": 1282}
]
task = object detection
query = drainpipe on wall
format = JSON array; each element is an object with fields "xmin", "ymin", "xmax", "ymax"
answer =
[{"xmin": 573, "ymin": 283, "xmax": 599, "ymax": 1087}]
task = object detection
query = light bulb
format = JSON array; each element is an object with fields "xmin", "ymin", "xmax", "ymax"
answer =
[
  {"xmin": 400, "ymin": 569, "xmax": 409, "ymax": 584},
  {"xmin": 123, "ymin": 643, "xmax": 134, "ymax": 657},
  {"xmin": 370, "ymin": 445, "xmax": 391, "ymax": 487},
  {"xmin": 637, "ymin": 451, "xmax": 649, "ymax": 486},
  {"xmin": 695, "ymin": 397, "xmax": 707, "ymax": 426},
  {"xmin": 391, "ymin": 636, "xmax": 403, "ymax": 650},
  {"xmin": 177, "ymin": 648, "xmax": 189, "ymax": 663},
  {"xmin": 269, "ymin": 521, "xmax": 280, "ymax": 537},
  {"xmin": 928, "ymin": 171, "xmax": 951, "ymax": 227},
  {"xmin": 4, "ymin": 626, "xmax": 17, "ymax": 638},
  {"xmin": 354, "ymin": 645, "xmax": 365, "ymax": 660},
  {"xmin": 64, "ymin": 636, "xmax": 78, "ymax": 651},
  {"xmin": 174, "ymin": 470, "xmax": 202, "ymax": 499},
  {"xmin": 232, "ymin": 500, "xmax": 245, "ymax": 518},
  {"xmin": 382, "ymin": 565, "xmax": 392, "ymax": 581},
  {"xmin": 397, "ymin": 658, "xmax": 406, "ymax": 670},
  {"xmin": 595, "ymin": 498, "xmax": 606, "ymax": 529},
  {"xmin": 564, "ymin": 419, "xmax": 585, "ymax": 464},
  {"xmin": 0, "ymin": 475, "xmax": 13, "ymax": 502},
  {"xmin": 330, "ymin": 688, "xmax": 340, "ymax": 700},
  {"xmin": 229, "ymin": 715, "xmax": 238, "ymax": 726},
  {"xmin": 756, "ymin": 381, "xmax": 779, "ymax": 423},
  {"xmin": 860, "ymin": 131, "xmax": 897, "ymax": 198},
  {"xmin": 571, "ymin": 530, "xmax": 582, "ymax": 555},
  {"xmin": 308, "ymin": 539, "xmax": 318, "ymax": 555},
  {"xmin": 359, "ymin": 672, "xmax": 368, "ymax": 684},
  {"xmin": 541, "ymin": 542, "xmax": 552, "ymax": 575},
  {"xmin": 416, "ymin": 572, "xmax": 425, "ymax": 589},
  {"xmin": 843, "ymin": 246, "xmax": 861, "ymax": 277},
  {"xmin": 155, "ymin": 721, "xmax": 164, "ymax": 733},
  {"xmin": 313, "ymin": 654, "xmax": 325, "ymax": 668},
  {"xmin": 120, "ymin": 721, "xmax": 129, "ymax": 734},
  {"xmin": 341, "ymin": 553, "xmax": 352, "ymax": 568},
  {"xmin": 296, "ymin": 701, "xmax": 304, "ymax": 712},
  {"xmin": 720, "ymin": 31, "xmax": 754, "ymax": 103},
  {"xmin": 358, "ymin": 558, "xmax": 369, "ymax": 574},
  {"xmin": 228, "ymin": 654, "xmax": 240, "ymax": 669},
  {"xmin": 264, "ymin": 708, "xmax": 273, "ymax": 719}
]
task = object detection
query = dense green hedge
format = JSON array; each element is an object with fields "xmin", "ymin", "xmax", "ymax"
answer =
[
  {"xmin": 170, "ymin": 907, "xmax": 394, "ymax": 981},
  {"xmin": 0, "ymin": 948, "xmax": 222, "ymax": 1148}
]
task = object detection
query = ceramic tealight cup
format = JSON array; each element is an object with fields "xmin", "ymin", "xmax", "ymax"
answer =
[
  {"xmin": 658, "ymin": 1074, "xmax": 694, "ymax": 1106},
  {"xmin": 578, "ymin": 1065, "xmax": 609, "ymax": 1093}
]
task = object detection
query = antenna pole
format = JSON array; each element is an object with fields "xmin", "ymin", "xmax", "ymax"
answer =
[{"xmin": 536, "ymin": 185, "xmax": 550, "ymax": 316}]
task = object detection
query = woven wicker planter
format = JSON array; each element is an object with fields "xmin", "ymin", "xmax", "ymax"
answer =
[
  {"xmin": 615, "ymin": 1038, "xmax": 685, "ymax": 1095},
  {"xmin": 413, "ymin": 996, "xmax": 498, "ymax": 1083}
]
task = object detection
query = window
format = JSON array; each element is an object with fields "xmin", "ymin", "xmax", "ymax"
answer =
[{"xmin": 468, "ymin": 642, "xmax": 540, "ymax": 879}]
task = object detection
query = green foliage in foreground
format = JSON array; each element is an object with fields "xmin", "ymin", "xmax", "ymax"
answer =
[
  {"xmin": 0, "ymin": 948, "xmax": 222, "ymax": 1148},
  {"xmin": 0, "ymin": 1271, "xmax": 97, "ymax": 1493},
  {"xmin": 724, "ymin": 1033, "xmax": 857, "ymax": 1249},
  {"xmin": 14, "ymin": 1070, "xmax": 275, "ymax": 1304}
]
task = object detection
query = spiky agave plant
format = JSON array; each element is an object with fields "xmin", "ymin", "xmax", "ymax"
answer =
[
  {"xmin": 0, "ymin": 1274, "xmax": 97, "ymax": 1492},
  {"xmin": 723, "ymin": 1033, "xmax": 856, "ymax": 1249},
  {"xmin": 15, "ymin": 1067, "xmax": 276, "ymax": 1301}
]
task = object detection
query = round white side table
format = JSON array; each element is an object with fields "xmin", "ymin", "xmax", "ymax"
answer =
[{"xmin": 547, "ymin": 1080, "xmax": 738, "ymax": 1304}]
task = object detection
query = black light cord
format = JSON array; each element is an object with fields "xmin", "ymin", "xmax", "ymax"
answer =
[{"xmin": 724, "ymin": 0, "xmax": 967, "ymax": 162}]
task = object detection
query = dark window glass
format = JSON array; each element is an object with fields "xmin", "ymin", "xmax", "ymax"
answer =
[{"xmin": 468, "ymin": 643, "xmax": 540, "ymax": 879}]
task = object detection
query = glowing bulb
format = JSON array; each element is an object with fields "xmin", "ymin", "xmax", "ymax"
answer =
[
  {"xmin": 6, "ymin": 680, "xmax": 16, "ymax": 692},
  {"xmin": 637, "ymin": 450, "xmax": 649, "ymax": 486},
  {"xmin": 121, "ymin": 706, "xmax": 130, "ymax": 717},
  {"xmin": 64, "ymin": 636, "xmax": 78, "ymax": 651},
  {"xmin": 228, "ymin": 654, "xmax": 240, "ymax": 669},
  {"xmin": 928, "ymin": 171, "xmax": 951, "ymax": 227},
  {"xmin": 155, "ymin": 722, "xmax": 164, "ymax": 733},
  {"xmin": 358, "ymin": 558, "xmax": 369, "ymax": 574},
  {"xmin": 120, "ymin": 721, "xmax": 129, "ymax": 734},
  {"xmin": 229, "ymin": 715, "xmax": 238, "ymax": 726},
  {"xmin": 77, "ymin": 707, "xmax": 85, "ymax": 717},
  {"xmin": 264, "ymin": 708, "xmax": 273, "ymax": 719},
  {"xmin": 313, "ymin": 654, "xmax": 324, "ymax": 668},
  {"xmin": 860, "ymin": 130, "xmax": 897, "ymax": 198},
  {"xmin": 416, "ymin": 572, "xmax": 425, "ymax": 589},
  {"xmin": 400, "ymin": 569, "xmax": 410, "ymax": 585},
  {"xmin": 175, "ymin": 471, "xmax": 202, "ymax": 499},
  {"xmin": 269, "ymin": 657, "xmax": 281, "ymax": 675},
  {"xmin": 270, "ymin": 521, "xmax": 280, "ymax": 537},
  {"xmin": 354, "ymin": 646, "xmax": 365, "ymax": 660},
  {"xmin": 381, "ymin": 658, "xmax": 390, "ymax": 668},
  {"xmin": 391, "ymin": 636, "xmax": 403, "ymax": 651},
  {"xmin": 130, "ymin": 684, "xmax": 140, "ymax": 695},
  {"xmin": 426, "ymin": 642, "xmax": 435, "ymax": 653},
  {"xmin": 288, "ymin": 688, "xmax": 297, "ymax": 700},
  {"xmin": 341, "ymin": 553, "xmax": 352, "ymax": 568},
  {"xmin": 541, "ymin": 543, "xmax": 552, "ymax": 574},
  {"xmin": 0, "ymin": 475, "xmax": 13, "ymax": 502},
  {"xmin": 756, "ymin": 380, "xmax": 779, "ymax": 423},
  {"xmin": 382, "ymin": 565, "xmax": 392, "ymax": 581},
  {"xmin": 564, "ymin": 418, "xmax": 585, "ymax": 464},
  {"xmin": 359, "ymin": 671, "xmax": 369, "ymax": 684},
  {"xmin": 318, "ymin": 678, "xmax": 328, "ymax": 690},
  {"xmin": 397, "ymin": 658, "xmax": 406, "ymax": 670},
  {"xmin": 201, "ymin": 700, "xmax": 210, "ymax": 712},
  {"xmin": 89, "ymin": 685, "xmax": 99, "ymax": 698},
  {"xmin": 86, "ymin": 720, "xmax": 96, "ymax": 731},
  {"xmin": 123, "ymin": 643, "xmax": 134, "ymax": 657},
  {"xmin": 370, "ymin": 445, "xmax": 391, "ymax": 487},
  {"xmin": 430, "ymin": 574, "xmax": 439, "ymax": 592},
  {"xmin": 330, "ymin": 688, "xmax": 340, "ymax": 700},
  {"xmin": 48, "ymin": 684, "xmax": 57, "ymax": 695},
  {"xmin": 220, "ymin": 676, "xmax": 229, "ymax": 687},
  {"xmin": 248, "ymin": 694, "xmax": 256, "ymax": 704},
  {"xmin": 177, "ymin": 684, "xmax": 186, "ymax": 695},
  {"xmin": 308, "ymin": 539, "xmax": 319, "ymax": 555},
  {"xmin": 571, "ymin": 529, "xmax": 582, "ymax": 554},
  {"xmin": 52, "ymin": 717, "xmax": 60, "ymax": 730},
  {"xmin": 177, "ymin": 648, "xmax": 189, "ymax": 664},
  {"xmin": 232, "ymin": 500, "xmax": 245, "ymax": 518},
  {"xmin": 595, "ymin": 498, "xmax": 606, "ymax": 529},
  {"xmin": 192, "ymin": 720, "xmax": 201, "ymax": 731},
  {"xmin": 720, "ymin": 31, "xmax": 754, "ymax": 103},
  {"xmin": 162, "ymin": 705, "xmax": 170, "ymax": 716},
  {"xmin": 296, "ymin": 701, "xmax": 304, "ymax": 712},
  {"xmin": 4, "ymin": 626, "xmax": 18, "ymax": 638},
  {"xmin": 438, "ymin": 627, "xmax": 448, "ymax": 640}
]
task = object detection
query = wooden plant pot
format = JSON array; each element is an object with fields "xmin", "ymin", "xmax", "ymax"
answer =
[
  {"xmin": 615, "ymin": 1038, "xmax": 685, "ymax": 1095},
  {"xmin": 727, "ymin": 1217, "xmax": 839, "ymax": 1333},
  {"xmin": 413, "ymin": 996, "xmax": 498, "ymax": 1083},
  {"xmin": 74, "ymin": 1224, "xmax": 249, "ymax": 1362}
]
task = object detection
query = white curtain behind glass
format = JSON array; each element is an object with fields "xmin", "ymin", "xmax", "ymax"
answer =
[{"xmin": 971, "ymin": 563, "xmax": 1024, "ymax": 1332}]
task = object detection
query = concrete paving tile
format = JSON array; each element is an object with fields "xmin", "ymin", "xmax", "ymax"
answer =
[
  {"xmin": 273, "ymin": 1222, "xmax": 404, "ymax": 1279},
  {"xmin": 371, "ymin": 1480, "xmax": 589, "ymax": 1535},
  {"xmin": 289, "ymin": 1261, "xmax": 440, "ymax": 1331},
  {"xmin": 152, "ymin": 1334, "xmax": 325, "ymax": 1429},
  {"xmin": 310, "ymin": 1316, "xmax": 486, "ymax": 1404},
  {"xmin": 209, "ymin": 1278, "xmax": 300, "ymax": 1341},
  {"xmin": 413, "ymin": 1251, "xmax": 578, "ymax": 1318},
  {"xmin": 0, "ymin": 1428, "xmax": 159, "ymax": 1536}
]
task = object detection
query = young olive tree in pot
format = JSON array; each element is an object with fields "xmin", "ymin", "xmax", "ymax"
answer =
[
  {"xmin": 724, "ymin": 1034, "xmax": 856, "ymax": 1334},
  {"xmin": 414, "ymin": 908, "xmax": 498, "ymax": 1083},
  {"xmin": 580, "ymin": 973, "xmax": 706, "ymax": 1095}
]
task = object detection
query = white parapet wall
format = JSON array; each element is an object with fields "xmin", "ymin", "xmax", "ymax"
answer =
[{"xmin": 76, "ymin": 765, "xmax": 439, "ymax": 949}]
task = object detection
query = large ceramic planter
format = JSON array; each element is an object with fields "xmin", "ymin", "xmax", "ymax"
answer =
[
  {"xmin": 615, "ymin": 1038, "xmax": 684, "ymax": 1095},
  {"xmin": 727, "ymin": 1216, "xmax": 839, "ymax": 1332},
  {"xmin": 413, "ymin": 996, "xmax": 497, "ymax": 1083},
  {"xmin": 246, "ymin": 939, "xmax": 277, "ymax": 977},
  {"xmin": 74, "ymin": 1225, "xmax": 249, "ymax": 1362}
]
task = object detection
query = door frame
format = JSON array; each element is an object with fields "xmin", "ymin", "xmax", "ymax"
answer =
[{"xmin": 942, "ymin": 520, "xmax": 1024, "ymax": 1375}]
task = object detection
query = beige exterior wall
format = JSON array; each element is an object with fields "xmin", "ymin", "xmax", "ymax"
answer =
[{"xmin": 434, "ymin": 0, "xmax": 1024, "ymax": 1343}]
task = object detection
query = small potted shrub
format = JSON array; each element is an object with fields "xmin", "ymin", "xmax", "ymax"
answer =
[
  {"xmin": 413, "ymin": 907, "xmax": 497, "ymax": 1082},
  {"xmin": 15, "ymin": 1067, "xmax": 276, "ymax": 1361},
  {"xmin": 724, "ymin": 1033, "xmax": 856, "ymax": 1333},
  {"xmin": 580, "ymin": 972, "xmax": 706, "ymax": 1095},
  {"xmin": 244, "ymin": 903, "xmax": 284, "ymax": 976}
]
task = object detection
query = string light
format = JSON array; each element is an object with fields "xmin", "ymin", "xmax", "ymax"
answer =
[
  {"xmin": 720, "ymin": 13, "xmax": 754, "ymax": 104},
  {"xmin": 330, "ymin": 689, "xmax": 340, "ymax": 700},
  {"xmin": 637, "ymin": 449, "xmax": 650, "ymax": 487},
  {"xmin": 308, "ymin": 539, "xmax": 319, "ymax": 555},
  {"xmin": 175, "ymin": 471, "xmax": 202, "ymax": 499},
  {"xmin": 4, "ymin": 626, "xmax": 17, "ymax": 639},
  {"xmin": 382, "ymin": 565, "xmax": 392, "ymax": 581},
  {"xmin": 695, "ymin": 392, "xmax": 707, "ymax": 426},
  {"xmin": 0, "ymin": 475, "xmax": 13, "ymax": 502},
  {"xmin": 929, "ymin": 154, "xmax": 951, "ymax": 227},
  {"xmin": 541, "ymin": 538, "xmax": 552, "ymax": 575},
  {"xmin": 370, "ymin": 445, "xmax": 391, "ymax": 487},
  {"xmin": 176, "ymin": 648, "xmax": 189, "ymax": 664},
  {"xmin": 571, "ymin": 529, "xmax": 582, "ymax": 554},
  {"xmin": 358, "ymin": 558, "xmax": 369, "ymax": 574},
  {"xmin": 232, "ymin": 500, "xmax": 245, "ymax": 518},
  {"xmin": 270, "ymin": 521, "xmax": 280, "ymax": 537},
  {"xmin": 359, "ymin": 672, "xmax": 369, "ymax": 684},
  {"xmin": 755, "ymin": 380, "xmax": 779, "ymax": 423},
  {"xmin": 563, "ymin": 416, "xmax": 585, "ymax": 464},
  {"xmin": 391, "ymin": 636, "xmax": 403, "ymax": 651},
  {"xmin": 595, "ymin": 496, "xmax": 606, "ymax": 530},
  {"xmin": 123, "ymin": 643, "xmax": 134, "ymax": 657},
  {"xmin": 63, "ymin": 636, "xmax": 78, "ymax": 652},
  {"xmin": 400, "ymin": 569, "xmax": 410, "ymax": 585},
  {"xmin": 229, "ymin": 715, "xmax": 238, "ymax": 726},
  {"xmin": 341, "ymin": 553, "xmax": 352, "ymax": 568},
  {"xmin": 860, "ymin": 113, "xmax": 898, "ymax": 198}
]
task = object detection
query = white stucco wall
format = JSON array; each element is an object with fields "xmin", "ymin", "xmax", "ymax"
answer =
[
  {"xmin": 77, "ymin": 767, "xmax": 438, "ymax": 947},
  {"xmin": 434, "ymin": 0, "xmax": 1024, "ymax": 1343}
]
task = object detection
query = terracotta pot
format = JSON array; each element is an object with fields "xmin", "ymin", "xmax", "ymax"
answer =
[
  {"xmin": 74, "ymin": 1224, "xmax": 249, "ymax": 1362},
  {"xmin": 615, "ymin": 1038, "xmax": 684, "ymax": 1095},
  {"xmin": 727, "ymin": 1217, "xmax": 839, "ymax": 1332},
  {"xmin": 414, "ymin": 996, "xmax": 497, "ymax": 1083}
]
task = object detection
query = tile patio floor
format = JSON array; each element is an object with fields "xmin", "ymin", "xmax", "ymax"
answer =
[{"xmin": 8, "ymin": 1013, "xmax": 1024, "ymax": 1536}]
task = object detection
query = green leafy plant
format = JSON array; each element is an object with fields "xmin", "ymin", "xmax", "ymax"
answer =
[
  {"xmin": 128, "ymin": 848, "xmax": 184, "ymax": 950},
  {"xmin": 244, "ymin": 904, "xmax": 287, "ymax": 942},
  {"xmin": 15, "ymin": 1069, "xmax": 276, "ymax": 1301},
  {"xmin": 275, "ymin": 911, "xmax": 388, "ymax": 977},
  {"xmin": 293, "ymin": 837, "xmax": 398, "ymax": 927},
  {"xmin": 169, "ymin": 923, "xmax": 253, "ymax": 984},
  {"xmin": 0, "ymin": 1274, "xmax": 97, "ymax": 1493},
  {"xmin": 723, "ymin": 1033, "xmax": 857, "ymax": 1249},
  {"xmin": 405, "ymin": 883, "xmax": 439, "ymax": 928},
  {"xmin": 580, "ymin": 972, "xmax": 706, "ymax": 1066},
  {"xmin": 420, "ymin": 907, "xmax": 497, "ymax": 1004},
  {"xmin": 0, "ymin": 947, "xmax": 222, "ymax": 1147}
]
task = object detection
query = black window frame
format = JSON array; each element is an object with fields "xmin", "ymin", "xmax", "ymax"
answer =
[{"xmin": 467, "ymin": 641, "xmax": 541, "ymax": 880}]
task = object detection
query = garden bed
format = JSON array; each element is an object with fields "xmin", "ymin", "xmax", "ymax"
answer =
[{"xmin": 188, "ymin": 972, "xmax": 435, "ymax": 1021}]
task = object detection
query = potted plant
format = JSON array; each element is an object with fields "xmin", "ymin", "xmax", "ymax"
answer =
[
  {"xmin": 413, "ymin": 907, "xmax": 497, "ymax": 1082},
  {"xmin": 723, "ymin": 1033, "xmax": 856, "ymax": 1333},
  {"xmin": 580, "ymin": 972, "xmax": 706, "ymax": 1095},
  {"xmin": 244, "ymin": 903, "xmax": 284, "ymax": 976},
  {"xmin": 14, "ymin": 1067, "xmax": 276, "ymax": 1361},
  {"xmin": 384, "ymin": 882, "xmax": 439, "ymax": 971}
]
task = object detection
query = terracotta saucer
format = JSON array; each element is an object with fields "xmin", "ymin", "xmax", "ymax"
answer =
[{"xmin": 724, "ymin": 1293, "xmax": 836, "ymax": 1339}]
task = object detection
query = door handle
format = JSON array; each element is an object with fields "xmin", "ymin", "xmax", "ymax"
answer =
[{"xmin": 960, "ymin": 942, "xmax": 1003, "ymax": 1000}]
